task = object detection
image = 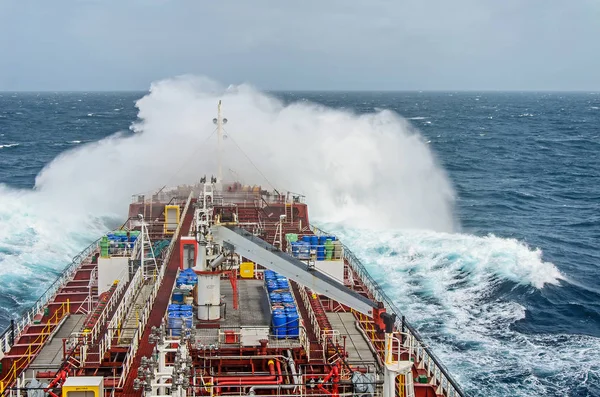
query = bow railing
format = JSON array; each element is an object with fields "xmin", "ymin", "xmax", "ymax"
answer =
[
  {"xmin": 311, "ymin": 226, "xmax": 465, "ymax": 397},
  {"xmin": 0, "ymin": 237, "xmax": 101, "ymax": 357}
]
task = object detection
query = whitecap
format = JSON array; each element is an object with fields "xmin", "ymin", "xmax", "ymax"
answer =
[{"xmin": 319, "ymin": 226, "xmax": 593, "ymax": 397}]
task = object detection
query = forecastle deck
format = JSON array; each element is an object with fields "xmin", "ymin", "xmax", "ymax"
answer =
[{"xmin": 0, "ymin": 185, "xmax": 465, "ymax": 397}]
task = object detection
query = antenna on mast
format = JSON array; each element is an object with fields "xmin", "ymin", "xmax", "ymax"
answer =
[{"xmin": 212, "ymin": 100, "xmax": 228, "ymax": 183}]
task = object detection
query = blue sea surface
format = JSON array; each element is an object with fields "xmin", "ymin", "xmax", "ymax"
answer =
[{"xmin": 0, "ymin": 90, "xmax": 599, "ymax": 396}]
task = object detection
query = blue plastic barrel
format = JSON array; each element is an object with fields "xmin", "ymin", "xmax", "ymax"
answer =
[
  {"xmin": 286, "ymin": 311, "xmax": 299, "ymax": 338},
  {"xmin": 168, "ymin": 304, "xmax": 180, "ymax": 312},
  {"xmin": 267, "ymin": 280, "xmax": 278, "ymax": 292},
  {"xmin": 264, "ymin": 270, "xmax": 276, "ymax": 280},
  {"xmin": 281, "ymin": 293, "xmax": 294, "ymax": 303},
  {"xmin": 180, "ymin": 305, "xmax": 193, "ymax": 312},
  {"xmin": 291, "ymin": 243, "xmax": 300, "ymax": 257},
  {"xmin": 168, "ymin": 312, "xmax": 182, "ymax": 336},
  {"xmin": 316, "ymin": 245, "xmax": 325, "ymax": 261},
  {"xmin": 172, "ymin": 291, "xmax": 183, "ymax": 303},
  {"xmin": 310, "ymin": 235, "xmax": 318, "ymax": 245},
  {"xmin": 277, "ymin": 280, "xmax": 289, "ymax": 289},
  {"xmin": 302, "ymin": 235, "xmax": 311, "ymax": 243},
  {"xmin": 272, "ymin": 311, "xmax": 287, "ymax": 338},
  {"xmin": 269, "ymin": 292, "xmax": 282, "ymax": 303}
]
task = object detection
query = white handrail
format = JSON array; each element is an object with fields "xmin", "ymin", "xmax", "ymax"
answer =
[
  {"xmin": 94, "ymin": 266, "xmax": 144, "ymax": 363},
  {"xmin": 88, "ymin": 271, "xmax": 129, "ymax": 346},
  {"xmin": 118, "ymin": 191, "xmax": 193, "ymax": 388},
  {"xmin": 0, "ymin": 239, "xmax": 100, "ymax": 356},
  {"xmin": 311, "ymin": 226, "xmax": 464, "ymax": 397}
]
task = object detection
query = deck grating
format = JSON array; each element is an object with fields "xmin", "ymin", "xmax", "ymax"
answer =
[
  {"xmin": 25, "ymin": 314, "xmax": 86, "ymax": 377},
  {"xmin": 219, "ymin": 279, "xmax": 270, "ymax": 328},
  {"xmin": 326, "ymin": 312, "xmax": 378, "ymax": 365}
]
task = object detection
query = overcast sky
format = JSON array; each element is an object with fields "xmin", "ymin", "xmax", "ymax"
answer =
[{"xmin": 1, "ymin": 0, "xmax": 599, "ymax": 91}]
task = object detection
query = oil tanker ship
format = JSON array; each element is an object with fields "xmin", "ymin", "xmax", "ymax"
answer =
[{"xmin": 0, "ymin": 102, "xmax": 465, "ymax": 397}]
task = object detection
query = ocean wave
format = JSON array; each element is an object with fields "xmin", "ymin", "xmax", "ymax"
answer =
[
  {"xmin": 0, "ymin": 184, "xmax": 119, "ymax": 327},
  {"xmin": 317, "ymin": 225, "xmax": 600, "ymax": 396},
  {"xmin": 0, "ymin": 143, "xmax": 20, "ymax": 149}
]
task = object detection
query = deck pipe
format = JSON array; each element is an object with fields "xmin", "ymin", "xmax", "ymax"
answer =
[
  {"xmin": 285, "ymin": 349, "xmax": 301, "ymax": 389},
  {"xmin": 354, "ymin": 320, "xmax": 384, "ymax": 369},
  {"xmin": 214, "ymin": 360, "xmax": 282, "ymax": 387},
  {"xmin": 209, "ymin": 254, "xmax": 226, "ymax": 269}
]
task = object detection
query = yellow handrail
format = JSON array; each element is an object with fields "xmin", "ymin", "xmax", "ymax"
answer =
[{"xmin": 0, "ymin": 301, "xmax": 70, "ymax": 395}]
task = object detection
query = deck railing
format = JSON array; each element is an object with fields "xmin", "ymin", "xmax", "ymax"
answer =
[
  {"xmin": 311, "ymin": 226, "xmax": 466, "ymax": 397},
  {"xmin": 96, "ymin": 265, "xmax": 144, "ymax": 364},
  {"xmin": 0, "ymin": 237, "xmax": 101, "ymax": 357},
  {"xmin": 118, "ymin": 191, "xmax": 194, "ymax": 388},
  {"xmin": 0, "ymin": 301, "xmax": 71, "ymax": 396},
  {"xmin": 88, "ymin": 269, "xmax": 130, "ymax": 347}
]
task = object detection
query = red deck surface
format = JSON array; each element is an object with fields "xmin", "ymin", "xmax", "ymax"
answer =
[{"xmin": 122, "ymin": 207, "xmax": 195, "ymax": 396}]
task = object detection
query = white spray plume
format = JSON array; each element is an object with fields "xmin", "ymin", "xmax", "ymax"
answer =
[{"xmin": 34, "ymin": 75, "xmax": 457, "ymax": 232}]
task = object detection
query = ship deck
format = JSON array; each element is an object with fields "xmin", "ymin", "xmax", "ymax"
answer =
[
  {"xmin": 326, "ymin": 312, "xmax": 379, "ymax": 366},
  {"xmin": 193, "ymin": 279, "xmax": 303, "ymax": 349},
  {"xmin": 220, "ymin": 279, "xmax": 270, "ymax": 328},
  {"xmin": 24, "ymin": 314, "xmax": 86, "ymax": 377},
  {"xmin": 0, "ymin": 185, "xmax": 466, "ymax": 397}
]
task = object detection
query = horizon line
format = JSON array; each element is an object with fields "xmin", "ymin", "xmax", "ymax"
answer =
[{"xmin": 1, "ymin": 89, "xmax": 599, "ymax": 94}]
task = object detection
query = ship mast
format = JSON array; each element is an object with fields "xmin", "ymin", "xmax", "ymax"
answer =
[{"xmin": 213, "ymin": 100, "xmax": 227, "ymax": 183}]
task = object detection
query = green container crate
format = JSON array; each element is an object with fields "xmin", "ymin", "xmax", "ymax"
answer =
[
  {"xmin": 416, "ymin": 375, "xmax": 428, "ymax": 384},
  {"xmin": 100, "ymin": 236, "xmax": 109, "ymax": 258}
]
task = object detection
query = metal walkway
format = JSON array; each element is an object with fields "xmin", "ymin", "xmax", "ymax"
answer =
[
  {"xmin": 24, "ymin": 314, "xmax": 86, "ymax": 377},
  {"xmin": 118, "ymin": 284, "xmax": 155, "ymax": 346},
  {"xmin": 326, "ymin": 312, "xmax": 379, "ymax": 365}
]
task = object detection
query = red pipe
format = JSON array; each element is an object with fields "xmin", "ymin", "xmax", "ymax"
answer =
[
  {"xmin": 317, "ymin": 364, "xmax": 340, "ymax": 397},
  {"xmin": 215, "ymin": 360, "xmax": 282, "ymax": 387}
]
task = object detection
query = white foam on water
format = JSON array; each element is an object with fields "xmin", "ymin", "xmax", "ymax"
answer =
[
  {"xmin": 0, "ymin": 74, "xmax": 455, "ymax": 319},
  {"xmin": 35, "ymin": 75, "xmax": 457, "ymax": 231},
  {"xmin": 323, "ymin": 225, "xmax": 599, "ymax": 396},
  {"xmin": 0, "ymin": 184, "xmax": 113, "ymax": 319}
]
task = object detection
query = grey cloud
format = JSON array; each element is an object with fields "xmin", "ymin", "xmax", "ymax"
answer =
[{"xmin": 0, "ymin": 0, "xmax": 599, "ymax": 91}]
